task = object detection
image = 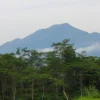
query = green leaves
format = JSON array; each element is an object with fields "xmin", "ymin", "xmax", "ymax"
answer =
[{"xmin": 0, "ymin": 39, "xmax": 100, "ymax": 100}]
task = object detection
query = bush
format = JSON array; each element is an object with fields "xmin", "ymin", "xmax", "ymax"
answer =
[{"xmin": 74, "ymin": 86, "xmax": 100, "ymax": 100}]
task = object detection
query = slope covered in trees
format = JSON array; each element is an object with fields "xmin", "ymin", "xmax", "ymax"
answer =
[{"xmin": 0, "ymin": 39, "xmax": 100, "ymax": 100}]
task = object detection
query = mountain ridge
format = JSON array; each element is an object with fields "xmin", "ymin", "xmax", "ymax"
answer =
[{"xmin": 0, "ymin": 23, "xmax": 100, "ymax": 55}]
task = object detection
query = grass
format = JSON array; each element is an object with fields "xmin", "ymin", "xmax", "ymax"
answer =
[
  {"xmin": 74, "ymin": 86, "xmax": 100, "ymax": 100},
  {"xmin": 75, "ymin": 97, "xmax": 100, "ymax": 100}
]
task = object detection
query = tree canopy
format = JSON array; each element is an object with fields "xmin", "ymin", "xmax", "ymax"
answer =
[{"xmin": 0, "ymin": 39, "xmax": 100, "ymax": 100}]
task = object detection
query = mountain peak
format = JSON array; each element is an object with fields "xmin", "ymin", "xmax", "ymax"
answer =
[
  {"xmin": 58, "ymin": 23, "xmax": 71, "ymax": 25},
  {"xmin": 48, "ymin": 23, "xmax": 73, "ymax": 29},
  {"xmin": 0, "ymin": 23, "xmax": 100, "ymax": 55},
  {"xmin": 59, "ymin": 23, "xmax": 74, "ymax": 27}
]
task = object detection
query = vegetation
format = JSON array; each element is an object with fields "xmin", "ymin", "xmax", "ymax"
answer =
[{"xmin": 0, "ymin": 39, "xmax": 100, "ymax": 100}]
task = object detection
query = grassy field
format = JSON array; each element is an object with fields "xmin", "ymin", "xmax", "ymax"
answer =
[{"xmin": 75, "ymin": 97, "xmax": 100, "ymax": 100}]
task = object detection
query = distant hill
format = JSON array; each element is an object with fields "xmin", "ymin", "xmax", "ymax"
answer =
[{"xmin": 0, "ymin": 23, "xmax": 100, "ymax": 56}]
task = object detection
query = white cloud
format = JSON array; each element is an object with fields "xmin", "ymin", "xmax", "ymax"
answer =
[
  {"xmin": 76, "ymin": 43, "xmax": 100, "ymax": 53},
  {"xmin": 37, "ymin": 48, "xmax": 53, "ymax": 52},
  {"xmin": 38, "ymin": 43, "xmax": 100, "ymax": 54}
]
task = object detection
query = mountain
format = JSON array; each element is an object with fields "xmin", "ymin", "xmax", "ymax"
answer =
[{"xmin": 0, "ymin": 23, "xmax": 100, "ymax": 56}]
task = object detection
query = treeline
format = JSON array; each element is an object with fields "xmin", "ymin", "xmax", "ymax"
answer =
[{"xmin": 0, "ymin": 39, "xmax": 100, "ymax": 100}]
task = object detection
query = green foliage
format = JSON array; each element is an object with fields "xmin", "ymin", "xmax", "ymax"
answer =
[
  {"xmin": 75, "ymin": 97, "xmax": 100, "ymax": 100},
  {"xmin": 0, "ymin": 39, "xmax": 100, "ymax": 100},
  {"xmin": 83, "ymin": 86, "xmax": 100, "ymax": 98},
  {"xmin": 75, "ymin": 86, "xmax": 100, "ymax": 100}
]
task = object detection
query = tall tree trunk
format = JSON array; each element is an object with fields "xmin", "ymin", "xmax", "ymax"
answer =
[
  {"xmin": 25, "ymin": 83, "xmax": 28, "ymax": 99},
  {"xmin": 55, "ymin": 83, "xmax": 58, "ymax": 100},
  {"xmin": 80, "ymin": 72, "xmax": 83, "ymax": 100},
  {"xmin": 42, "ymin": 84, "xmax": 45, "ymax": 100},
  {"xmin": 12, "ymin": 77, "xmax": 16, "ymax": 100},
  {"xmin": 63, "ymin": 74, "xmax": 69, "ymax": 100},
  {"xmin": 2, "ymin": 82, "xmax": 5, "ymax": 100},
  {"xmin": 20, "ymin": 82, "xmax": 23, "ymax": 97},
  {"xmin": 1, "ymin": 74, "xmax": 6, "ymax": 100},
  {"xmin": 63, "ymin": 89, "xmax": 69, "ymax": 100},
  {"xmin": 32, "ymin": 80, "xmax": 34, "ymax": 100}
]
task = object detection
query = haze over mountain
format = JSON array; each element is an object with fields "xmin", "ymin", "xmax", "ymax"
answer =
[{"xmin": 0, "ymin": 23, "xmax": 100, "ymax": 56}]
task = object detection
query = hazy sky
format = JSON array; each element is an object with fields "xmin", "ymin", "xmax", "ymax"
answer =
[{"xmin": 0, "ymin": 0, "xmax": 100, "ymax": 45}]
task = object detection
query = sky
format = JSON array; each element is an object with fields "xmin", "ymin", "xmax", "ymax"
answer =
[{"xmin": 0, "ymin": 0, "xmax": 100, "ymax": 45}]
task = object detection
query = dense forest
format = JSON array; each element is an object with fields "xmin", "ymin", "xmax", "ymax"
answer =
[{"xmin": 0, "ymin": 39, "xmax": 100, "ymax": 100}]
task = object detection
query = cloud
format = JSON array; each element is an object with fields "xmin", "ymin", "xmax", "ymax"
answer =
[
  {"xmin": 37, "ymin": 48, "xmax": 53, "ymax": 52},
  {"xmin": 38, "ymin": 43, "xmax": 100, "ymax": 54},
  {"xmin": 37, "ymin": 43, "xmax": 100, "ymax": 56},
  {"xmin": 78, "ymin": 0, "xmax": 100, "ymax": 6},
  {"xmin": 76, "ymin": 43, "xmax": 100, "ymax": 53}
]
